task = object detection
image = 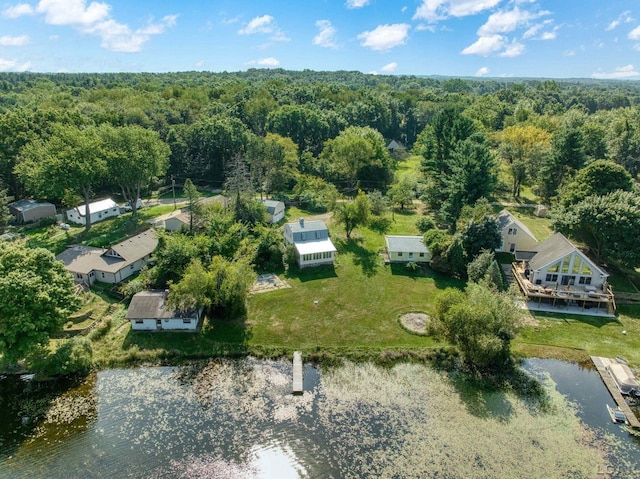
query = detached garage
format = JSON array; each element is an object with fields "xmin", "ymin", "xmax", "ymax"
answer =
[{"xmin": 9, "ymin": 199, "xmax": 56, "ymax": 224}]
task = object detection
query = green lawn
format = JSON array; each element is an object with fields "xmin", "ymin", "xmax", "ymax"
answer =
[
  {"xmin": 514, "ymin": 305, "xmax": 640, "ymax": 364},
  {"xmin": 504, "ymin": 207, "xmax": 554, "ymax": 241}
]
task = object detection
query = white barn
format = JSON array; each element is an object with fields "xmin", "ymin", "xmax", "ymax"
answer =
[{"xmin": 66, "ymin": 198, "xmax": 120, "ymax": 225}]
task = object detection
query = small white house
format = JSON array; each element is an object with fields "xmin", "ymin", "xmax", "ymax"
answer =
[
  {"xmin": 66, "ymin": 198, "xmax": 120, "ymax": 225},
  {"xmin": 284, "ymin": 218, "xmax": 337, "ymax": 268},
  {"xmin": 126, "ymin": 290, "xmax": 202, "ymax": 331},
  {"xmin": 496, "ymin": 209, "xmax": 538, "ymax": 253},
  {"xmin": 385, "ymin": 235, "xmax": 431, "ymax": 263},
  {"xmin": 261, "ymin": 199, "xmax": 285, "ymax": 223}
]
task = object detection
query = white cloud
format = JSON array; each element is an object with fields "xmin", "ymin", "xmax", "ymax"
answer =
[
  {"xmin": 415, "ymin": 24, "xmax": 436, "ymax": 32},
  {"xmin": 2, "ymin": 1, "xmax": 177, "ymax": 52},
  {"xmin": 477, "ymin": 7, "xmax": 542, "ymax": 35},
  {"xmin": 539, "ymin": 31, "xmax": 555, "ymax": 40},
  {"xmin": 499, "ymin": 40, "xmax": 525, "ymax": 57},
  {"xmin": 85, "ymin": 15, "xmax": 178, "ymax": 52},
  {"xmin": 346, "ymin": 0, "xmax": 370, "ymax": 8},
  {"xmin": 592, "ymin": 64, "xmax": 640, "ymax": 79},
  {"xmin": 475, "ymin": 66, "xmax": 489, "ymax": 76},
  {"xmin": 563, "ymin": 50, "xmax": 575, "ymax": 57},
  {"xmin": 0, "ymin": 57, "xmax": 32, "ymax": 71},
  {"xmin": 238, "ymin": 14, "xmax": 288, "ymax": 42},
  {"xmin": 461, "ymin": 34, "xmax": 504, "ymax": 56},
  {"xmin": 381, "ymin": 62, "xmax": 398, "ymax": 72},
  {"xmin": 0, "ymin": 35, "xmax": 30, "ymax": 46},
  {"xmin": 2, "ymin": 3, "xmax": 34, "ymax": 18},
  {"xmin": 358, "ymin": 23, "xmax": 410, "ymax": 51},
  {"xmin": 195, "ymin": 60, "xmax": 205, "ymax": 68},
  {"xmin": 606, "ymin": 11, "xmax": 634, "ymax": 31},
  {"xmin": 239, "ymin": 15, "xmax": 275, "ymax": 35},
  {"xmin": 245, "ymin": 57, "xmax": 280, "ymax": 67},
  {"xmin": 629, "ymin": 25, "xmax": 640, "ymax": 40},
  {"xmin": 313, "ymin": 20, "xmax": 337, "ymax": 48},
  {"xmin": 36, "ymin": 0, "xmax": 111, "ymax": 26},
  {"xmin": 413, "ymin": 0, "xmax": 502, "ymax": 23}
]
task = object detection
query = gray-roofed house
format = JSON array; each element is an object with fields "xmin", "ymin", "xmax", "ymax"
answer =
[
  {"xmin": 126, "ymin": 290, "xmax": 203, "ymax": 331},
  {"xmin": 385, "ymin": 235, "xmax": 432, "ymax": 263},
  {"xmin": 283, "ymin": 218, "xmax": 337, "ymax": 268},
  {"xmin": 9, "ymin": 199, "xmax": 56, "ymax": 224},
  {"xmin": 56, "ymin": 230, "xmax": 158, "ymax": 286},
  {"xmin": 261, "ymin": 199, "xmax": 285, "ymax": 223},
  {"xmin": 512, "ymin": 232, "xmax": 614, "ymax": 315},
  {"xmin": 496, "ymin": 209, "xmax": 538, "ymax": 253},
  {"xmin": 162, "ymin": 211, "xmax": 191, "ymax": 232},
  {"xmin": 66, "ymin": 198, "xmax": 120, "ymax": 226}
]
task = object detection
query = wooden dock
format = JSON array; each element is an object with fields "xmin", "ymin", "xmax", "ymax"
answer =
[
  {"xmin": 590, "ymin": 356, "xmax": 640, "ymax": 429},
  {"xmin": 292, "ymin": 351, "xmax": 303, "ymax": 395}
]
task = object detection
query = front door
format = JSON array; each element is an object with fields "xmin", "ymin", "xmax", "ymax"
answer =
[
  {"xmin": 561, "ymin": 275, "xmax": 575, "ymax": 286},
  {"xmin": 156, "ymin": 319, "xmax": 162, "ymax": 330},
  {"xmin": 509, "ymin": 243, "xmax": 516, "ymax": 253}
]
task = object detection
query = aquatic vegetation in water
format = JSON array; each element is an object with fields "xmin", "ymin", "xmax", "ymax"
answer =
[{"xmin": 0, "ymin": 359, "xmax": 620, "ymax": 478}]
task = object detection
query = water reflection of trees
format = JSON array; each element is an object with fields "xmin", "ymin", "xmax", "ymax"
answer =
[{"xmin": 0, "ymin": 373, "xmax": 98, "ymax": 458}]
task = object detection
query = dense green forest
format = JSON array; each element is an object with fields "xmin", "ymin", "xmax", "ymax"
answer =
[{"xmin": 1, "ymin": 69, "xmax": 640, "ymax": 201}]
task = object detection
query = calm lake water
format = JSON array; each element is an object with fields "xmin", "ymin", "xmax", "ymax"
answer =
[{"xmin": 0, "ymin": 359, "xmax": 638, "ymax": 478}]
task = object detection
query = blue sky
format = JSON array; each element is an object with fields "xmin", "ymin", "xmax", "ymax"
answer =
[{"xmin": 1, "ymin": 0, "xmax": 640, "ymax": 79}]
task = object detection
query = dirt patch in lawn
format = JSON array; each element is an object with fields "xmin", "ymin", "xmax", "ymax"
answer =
[
  {"xmin": 251, "ymin": 273, "xmax": 291, "ymax": 294},
  {"xmin": 399, "ymin": 312, "xmax": 430, "ymax": 335}
]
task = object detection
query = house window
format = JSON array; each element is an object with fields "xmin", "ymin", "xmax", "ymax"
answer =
[
  {"xmin": 578, "ymin": 277, "xmax": 592, "ymax": 285},
  {"xmin": 130, "ymin": 265, "xmax": 134, "ymax": 270},
  {"xmin": 419, "ymin": 252, "xmax": 424, "ymax": 258},
  {"xmin": 561, "ymin": 257, "xmax": 570, "ymax": 274},
  {"xmin": 561, "ymin": 275, "xmax": 576, "ymax": 286},
  {"xmin": 548, "ymin": 262, "xmax": 560, "ymax": 273},
  {"xmin": 398, "ymin": 252, "xmax": 403, "ymax": 257},
  {"xmin": 545, "ymin": 274, "xmax": 558, "ymax": 282},
  {"xmin": 101, "ymin": 272, "xmax": 105, "ymax": 278},
  {"xmin": 508, "ymin": 227, "xmax": 517, "ymax": 235},
  {"xmin": 135, "ymin": 320, "xmax": 143, "ymax": 324},
  {"xmin": 183, "ymin": 319, "xmax": 191, "ymax": 324}
]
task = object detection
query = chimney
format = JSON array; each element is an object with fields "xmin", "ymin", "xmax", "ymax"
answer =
[
  {"xmin": 299, "ymin": 218, "xmax": 304, "ymax": 228},
  {"xmin": 164, "ymin": 289, "xmax": 169, "ymax": 302}
]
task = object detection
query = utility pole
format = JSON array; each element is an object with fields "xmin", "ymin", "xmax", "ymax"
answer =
[{"xmin": 172, "ymin": 176, "xmax": 176, "ymax": 210}]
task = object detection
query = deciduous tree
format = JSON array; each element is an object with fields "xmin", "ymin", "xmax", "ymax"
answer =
[
  {"xmin": 429, "ymin": 282, "xmax": 521, "ymax": 371},
  {"xmin": 16, "ymin": 124, "xmax": 106, "ymax": 231},
  {"xmin": 0, "ymin": 243, "xmax": 80, "ymax": 365}
]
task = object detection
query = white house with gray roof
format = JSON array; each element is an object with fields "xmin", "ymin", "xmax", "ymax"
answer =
[
  {"xmin": 496, "ymin": 209, "xmax": 538, "ymax": 253},
  {"xmin": 284, "ymin": 218, "xmax": 336, "ymax": 268},
  {"xmin": 126, "ymin": 290, "xmax": 202, "ymax": 331},
  {"xmin": 524, "ymin": 232, "xmax": 608, "ymax": 290},
  {"xmin": 66, "ymin": 198, "xmax": 120, "ymax": 226},
  {"xmin": 56, "ymin": 230, "xmax": 158, "ymax": 286},
  {"xmin": 385, "ymin": 235, "xmax": 431, "ymax": 263}
]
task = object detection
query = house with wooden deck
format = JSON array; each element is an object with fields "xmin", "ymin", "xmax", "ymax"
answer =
[
  {"xmin": 384, "ymin": 235, "xmax": 431, "ymax": 263},
  {"xmin": 496, "ymin": 209, "xmax": 538, "ymax": 253},
  {"xmin": 512, "ymin": 232, "xmax": 615, "ymax": 315},
  {"xmin": 56, "ymin": 230, "xmax": 158, "ymax": 286},
  {"xmin": 284, "ymin": 218, "xmax": 336, "ymax": 268},
  {"xmin": 126, "ymin": 290, "xmax": 202, "ymax": 331}
]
